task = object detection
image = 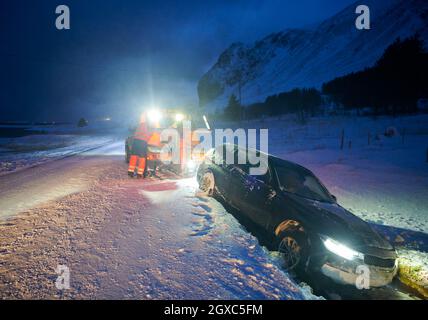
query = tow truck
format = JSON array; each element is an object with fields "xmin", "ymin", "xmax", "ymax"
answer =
[{"xmin": 125, "ymin": 109, "xmax": 211, "ymax": 177}]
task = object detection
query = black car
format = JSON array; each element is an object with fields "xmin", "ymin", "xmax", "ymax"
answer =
[{"xmin": 197, "ymin": 144, "xmax": 398, "ymax": 287}]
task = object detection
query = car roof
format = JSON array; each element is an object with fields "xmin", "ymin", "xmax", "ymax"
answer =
[
  {"xmin": 268, "ymin": 154, "xmax": 302, "ymax": 168},
  {"xmin": 218, "ymin": 143, "xmax": 313, "ymax": 174}
]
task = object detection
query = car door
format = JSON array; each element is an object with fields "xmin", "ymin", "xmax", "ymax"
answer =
[
  {"xmin": 220, "ymin": 147, "xmax": 246, "ymax": 208},
  {"xmin": 227, "ymin": 149, "xmax": 273, "ymax": 227},
  {"xmin": 213, "ymin": 145, "xmax": 236, "ymax": 197},
  {"xmin": 240, "ymin": 160, "xmax": 275, "ymax": 228}
]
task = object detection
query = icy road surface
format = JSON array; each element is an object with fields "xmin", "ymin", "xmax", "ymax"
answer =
[{"xmin": 0, "ymin": 142, "xmax": 313, "ymax": 299}]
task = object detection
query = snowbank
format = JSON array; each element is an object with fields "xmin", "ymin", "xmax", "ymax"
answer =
[{"xmin": 398, "ymin": 249, "xmax": 428, "ymax": 298}]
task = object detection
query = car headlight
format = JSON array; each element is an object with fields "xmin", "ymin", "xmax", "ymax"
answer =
[{"xmin": 321, "ymin": 236, "xmax": 364, "ymax": 260}]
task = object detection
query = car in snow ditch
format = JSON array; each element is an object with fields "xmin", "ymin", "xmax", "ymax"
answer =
[{"xmin": 196, "ymin": 144, "xmax": 398, "ymax": 287}]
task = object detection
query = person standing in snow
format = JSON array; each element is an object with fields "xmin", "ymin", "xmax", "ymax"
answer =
[{"xmin": 128, "ymin": 115, "xmax": 150, "ymax": 178}]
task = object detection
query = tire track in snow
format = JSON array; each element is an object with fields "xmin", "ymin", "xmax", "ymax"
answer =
[{"xmin": 190, "ymin": 199, "xmax": 214, "ymax": 237}]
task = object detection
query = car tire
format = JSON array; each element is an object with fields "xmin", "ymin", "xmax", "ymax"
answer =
[
  {"xmin": 199, "ymin": 171, "xmax": 216, "ymax": 197},
  {"xmin": 277, "ymin": 229, "xmax": 309, "ymax": 272}
]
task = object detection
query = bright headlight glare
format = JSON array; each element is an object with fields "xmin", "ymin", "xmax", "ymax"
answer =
[
  {"xmin": 147, "ymin": 109, "xmax": 162, "ymax": 123},
  {"xmin": 322, "ymin": 236, "xmax": 363, "ymax": 260},
  {"xmin": 186, "ymin": 160, "xmax": 196, "ymax": 170},
  {"xmin": 175, "ymin": 113, "xmax": 184, "ymax": 122}
]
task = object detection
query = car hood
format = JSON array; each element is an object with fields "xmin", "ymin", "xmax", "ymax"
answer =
[{"xmin": 285, "ymin": 193, "xmax": 394, "ymax": 252}]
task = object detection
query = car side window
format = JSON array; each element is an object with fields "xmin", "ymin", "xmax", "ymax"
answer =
[
  {"xmin": 246, "ymin": 150, "xmax": 271, "ymax": 185},
  {"xmin": 214, "ymin": 145, "xmax": 234, "ymax": 166},
  {"xmin": 234, "ymin": 149, "xmax": 250, "ymax": 174},
  {"xmin": 251, "ymin": 160, "xmax": 271, "ymax": 185}
]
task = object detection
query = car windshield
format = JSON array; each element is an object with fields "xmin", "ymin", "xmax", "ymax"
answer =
[{"xmin": 274, "ymin": 163, "xmax": 333, "ymax": 203}]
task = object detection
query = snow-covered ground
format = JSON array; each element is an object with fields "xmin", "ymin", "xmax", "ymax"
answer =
[
  {"xmin": 1, "ymin": 114, "xmax": 426, "ymax": 299},
  {"xmin": 0, "ymin": 142, "xmax": 318, "ymax": 299},
  {"xmin": 0, "ymin": 122, "xmax": 125, "ymax": 176}
]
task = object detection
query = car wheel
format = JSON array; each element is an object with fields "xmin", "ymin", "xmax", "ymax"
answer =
[
  {"xmin": 277, "ymin": 230, "xmax": 309, "ymax": 271},
  {"xmin": 199, "ymin": 171, "xmax": 215, "ymax": 197}
]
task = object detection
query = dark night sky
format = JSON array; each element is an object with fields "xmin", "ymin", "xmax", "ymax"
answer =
[{"xmin": 0, "ymin": 0, "xmax": 355, "ymax": 122}]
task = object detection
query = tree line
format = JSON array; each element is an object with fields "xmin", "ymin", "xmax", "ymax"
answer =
[
  {"xmin": 222, "ymin": 88, "xmax": 322, "ymax": 121},
  {"xmin": 322, "ymin": 35, "xmax": 428, "ymax": 116},
  {"xmin": 219, "ymin": 34, "xmax": 427, "ymax": 121}
]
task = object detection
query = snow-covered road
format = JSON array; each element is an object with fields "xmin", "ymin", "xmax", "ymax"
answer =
[
  {"xmin": 0, "ymin": 141, "xmax": 313, "ymax": 299},
  {"xmin": 1, "ymin": 120, "xmax": 425, "ymax": 299}
]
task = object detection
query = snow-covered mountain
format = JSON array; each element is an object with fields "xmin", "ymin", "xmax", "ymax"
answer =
[{"xmin": 198, "ymin": 0, "xmax": 428, "ymax": 112}]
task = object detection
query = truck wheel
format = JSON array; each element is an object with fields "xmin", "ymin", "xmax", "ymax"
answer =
[{"xmin": 125, "ymin": 146, "xmax": 130, "ymax": 163}]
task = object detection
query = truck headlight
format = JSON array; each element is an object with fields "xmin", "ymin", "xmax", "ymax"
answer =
[
  {"xmin": 186, "ymin": 160, "xmax": 196, "ymax": 171},
  {"xmin": 147, "ymin": 109, "xmax": 162, "ymax": 123},
  {"xmin": 175, "ymin": 113, "xmax": 184, "ymax": 122},
  {"xmin": 147, "ymin": 145, "xmax": 161, "ymax": 153},
  {"xmin": 321, "ymin": 236, "xmax": 364, "ymax": 260}
]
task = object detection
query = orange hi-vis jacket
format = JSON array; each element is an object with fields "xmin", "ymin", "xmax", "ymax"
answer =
[
  {"xmin": 147, "ymin": 131, "xmax": 161, "ymax": 146},
  {"xmin": 134, "ymin": 122, "xmax": 151, "ymax": 141},
  {"xmin": 134, "ymin": 122, "xmax": 162, "ymax": 146}
]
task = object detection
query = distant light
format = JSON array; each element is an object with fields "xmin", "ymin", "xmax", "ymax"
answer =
[
  {"xmin": 175, "ymin": 113, "xmax": 185, "ymax": 122},
  {"xmin": 104, "ymin": 117, "xmax": 111, "ymax": 121}
]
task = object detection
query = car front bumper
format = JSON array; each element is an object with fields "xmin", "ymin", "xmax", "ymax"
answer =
[{"xmin": 320, "ymin": 257, "xmax": 398, "ymax": 288}]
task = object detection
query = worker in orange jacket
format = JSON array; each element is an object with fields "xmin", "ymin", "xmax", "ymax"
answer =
[{"xmin": 128, "ymin": 119, "xmax": 151, "ymax": 178}]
